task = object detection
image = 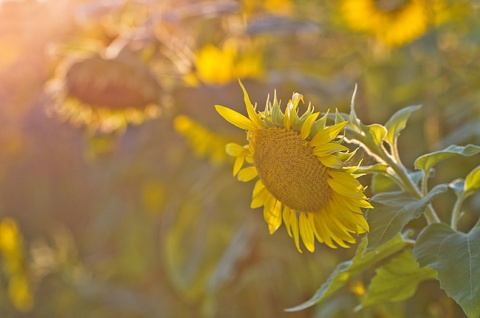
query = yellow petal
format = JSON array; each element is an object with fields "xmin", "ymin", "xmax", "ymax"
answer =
[
  {"xmin": 318, "ymin": 154, "xmax": 344, "ymax": 168},
  {"xmin": 310, "ymin": 121, "xmax": 348, "ymax": 147},
  {"xmin": 264, "ymin": 200, "xmax": 282, "ymax": 234},
  {"xmin": 238, "ymin": 80, "xmax": 263, "ymax": 129},
  {"xmin": 313, "ymin": 142, "xmax": 349, "ymax": 155},
  {"xmin": 237, "ymin": 166, "xmax": 258, "ymax": 182},
  {"xmin": 299, "ymin": 212, "xmax": 315, "ymax": 252},
  {"xmin": 300, "ymin": 112, "xmax": 319, "ymax": 140},
  {"xmin": 290, "ymin": 210, "xmax": 302, "ymax": 253},
  {"xmin": 226, "ymin": 143, "xmax": 245, "ymax": 156},
  {"xmin": 215, "ymin": 105, "xmax": 257, "ymax": 131},
  {"xmin": 283, "ymin": 206, "xmax": 292, "ymax": 237},
  {"xmin": 251, "ymin": 187, "xmax": 269, "ymax": 208},
  {"xmin": 233, "ymin": 156, "xmax": 245, "ymax": 176},
  {"xmin": 327, "ymin": 177, "xmax": 364, "ymax": 199}
]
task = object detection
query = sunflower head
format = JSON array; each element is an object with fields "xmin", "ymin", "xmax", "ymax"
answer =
[
  {"xmin": 47, "ymin": 52, "xmax": 162, "ymax": 132},
  {"xmin": 215, "ymin": 81, "xmax": 372, "ymax": 252},
  {"xmin": 341, "ymin": 0, "xmax": 430, "ymax": 47}
]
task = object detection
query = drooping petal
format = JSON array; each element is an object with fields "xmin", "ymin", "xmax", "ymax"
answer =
[
  {"xmin": 299, "ymin": 212, "xmax": 315, "ymax": 252},
  {"xmin": 289, "ymin": 210, "xmax": 302, "ymax": 253},
  {"xmin": 264, "ymin": 200, "xmax": 282, "ymax": 234},
  {"xmin": 233, "ymin": 155, "xmax": 245, "ymax": 176},
  {"xmin": 237, "ymin": 166, "xmax": 258, "ymax": 182},
  {"xmin": 215, "ymin": 105, "xmax": 257, "ymax": 131},
  {"xmin": 283, "ymin": 206, "xmax": 292, "ymax": 237}
]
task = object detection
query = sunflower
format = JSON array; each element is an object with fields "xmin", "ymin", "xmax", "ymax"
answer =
[
  {"xmin": 174, "ymin": 115, "xmax": 231, "ymax": 164},
  {"xmin": 215, "ymin": 82, "xmax": 372, "ymax": 252},
  {"xmin": 184, "ymin": 42, "xmax": 264, "ymax": 87},
  {"xmin": 341, "ymin": 0, "xmax": 430, "ymax": 47},
  {"xmin": 46, "ymin": 51, "xmax": 162, "ymax": 133}
]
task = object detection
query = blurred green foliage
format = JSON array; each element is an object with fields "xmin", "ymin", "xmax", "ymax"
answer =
[{"xmin": 0, "ymin": 0, "xmax": 479, "ymax": 317}]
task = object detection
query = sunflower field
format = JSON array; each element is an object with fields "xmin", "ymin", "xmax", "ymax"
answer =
[{"xmin": 1, "ymin": 1, "xmax": 480, "ymax": 317}]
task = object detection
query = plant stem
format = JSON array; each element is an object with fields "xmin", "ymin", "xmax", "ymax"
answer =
[
  {"xmin": 451, "ymin": 195, "xmax": 464, "ymax": 231},
  {"xmin": 348, "ymin": 129, "xmax": 441, "ymax": 224}
]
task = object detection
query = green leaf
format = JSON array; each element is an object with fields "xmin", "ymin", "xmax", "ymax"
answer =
[
  {"xmin": 384, "ymin": 105, "xmax": 422, "ymax": 146},
  {"xmin": 414, "ymin": 144, "xmax": 480, "ymax": 173},
  {"xmin": 371, "ymin": 173, "xmax": 397, "ymax": 194},
  {"xmin": 366, "ymin": 184, "xmax": 448, "ymax": 251},
  {"xmin": 449, "ymin": 179, "xmax": 465, "ymax": 196},
  {"xmin": 363, "ymin": 124, "xmax": 387, "ymax": 148},
  {"xmin": 286, "ymin": 234, "xmax": 409, "ymax": 312},
  {"xmin": 360, "ymin": 249, "xmax": 436, "ymax": 308},
  {"xmin": 465, "ymin": 165, "xmax": 480, "ymax": 198},
  {"xmin": 413, "ymin": 223, "xmax": 480, "ymax": 318}
]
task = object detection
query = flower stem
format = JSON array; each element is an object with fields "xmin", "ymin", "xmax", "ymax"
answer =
[
  {"xmin": 451, "ymin": 195, "xmax": 464, "ymax": 231},
  {"xmin": 348, "ymin": 129, "xmax": 441, "ymax": 224}
]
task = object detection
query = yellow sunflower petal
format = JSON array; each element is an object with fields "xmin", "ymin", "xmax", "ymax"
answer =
[
  {"xmin": 233, "ymin": 156, "xmax": 245, "ymax": 176},
  {"xmin": 317, "ymin": 154, "xmax": 344, "ymax": 168},
  {"xmin": 313, "ymin": 142, "xmax": 349, "ymax": 155},
  {"xmin": 264, "ymin": 200, "xmax": 282, "ymax": 234},
  {"xmin": 251, "ymin": 182, "xmax": 269, "ymax": 208},
  {"xmin": 283, "ymin": 206, "xmax": 293, "ymax": 237},
  {"xmin": 311, "ymin": 213, "xmax": 336, "ymax": 249},
  {"xmin": 299, "ymin": 212, "xmax": 315, "ymax": 252},
  {"xmin": 289, "ymin": 210, "xmax": 302, "ymax": 253},
  {"xmin": 237, "ymin": 166, "xmax": 258, "ymax": 182},
  {"xmin": 328, "ymin": 170, "xmax": 362, "ymax": 188},
  {"xmin": 226, "ymin": 143, "xmax": 245, "ymax": 156},
  {"xmin": 215, "ymin": 105, "xmax": 257, "ymax": 131},
  {"xmin": 310, "ymin": 121, "xmax": 348, "ymax": 147},
  {"xmin": 238, "ymin": 80, "xmax": 263, "ymax": 129},
  {"xmin": 300, "ymin": 112, "xmax": 319, "ymax": 140},
  {"xmin": 327, "ymin": 177, "xmax": 365, "ymax": 198}
]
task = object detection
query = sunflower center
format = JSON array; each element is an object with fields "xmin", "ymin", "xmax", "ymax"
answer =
[
  {"xmin": 252, "ymin": 128, "xmax": 331, "ymax": 212},
  {"xmin": 375, "ymin": 0, "xmax": 408, "ymax": 12}
]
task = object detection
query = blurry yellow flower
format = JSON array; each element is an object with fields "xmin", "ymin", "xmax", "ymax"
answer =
[
  {"xmin": 185, "ymin": 43, "xmax": 264, "ymax": 86},
  {"xmin": 8, "ymin": 274, "xmax": 33, "ymax": 312},
  {"xmin": 46, "ymin": 52, "xmax": 162, "ymax": 133},
  {"xmin": 242, "ymin": 0, "xmax": 294, "ymax": 16},
  {"xmin": 0, "ymin": 217, "xmax": 33, "ymax": 312},
  {"xmin": 215, "ymin": 82, "xmax": 372, "ymax": 252},
  {"xmin": 174, "ymin": 115, "xmax": 231, "ymax": 164},
  {"xmin": 0, "ymin": 218, "xmax": 23, "ymax": 265},
  {"xmin": 341, "ymin": 0, "xmax": 429, "ymax": 47}
]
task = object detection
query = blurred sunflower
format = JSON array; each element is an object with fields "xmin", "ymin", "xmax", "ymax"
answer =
[
  {"xmin": 47, "ymin": 51, "xmax": 162, "ymax": 132},
  {"xmin": 215, "ymin": 82, "xmax": 372, "ymax": 252},
  {"xmin": 340, "ymin": 0, "xmax": 430, "ymax": 47},
  {"xmin": 184, "ymin": 42, "xmax": 264, "ymax": 86},
  {"xmin": 174, "ymin": 115, "xmax": 231, "ymax": 164},
  {"xmin": 0, "ymin": 217, "xmax": 33, "ymax": 312}
]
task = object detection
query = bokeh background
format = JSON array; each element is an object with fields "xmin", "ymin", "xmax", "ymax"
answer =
[{"xmin": 0, "ymin": 0, "xmax": 479, "ymax": 317}]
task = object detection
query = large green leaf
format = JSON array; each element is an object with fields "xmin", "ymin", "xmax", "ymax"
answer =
[
  {"xmin": 286, "ymin": 234, "xmax": 409, "ymax": 312},
  {"xmin": 366, "ymin": 184, "xmax": 447, "ymax": 251},
  {"xmin": 413, "ymin": 223, "xmax": 480, "ymax": 318},
  {"xmin": 414, "ymin": 144, "xmax": 480, "ymax": 173},
  {"xmin": 385, "ymin": 105, "xmax": 422, "ymax": 146},
  {"xmin": 360, "ymin": 249, "xmax": 436, "ymax": 308}
]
